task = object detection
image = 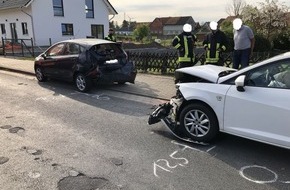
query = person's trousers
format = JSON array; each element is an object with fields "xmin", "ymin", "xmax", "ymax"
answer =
[{"xmin": 233, "ymin": 48, "xmax": 251, "ymax": 69}]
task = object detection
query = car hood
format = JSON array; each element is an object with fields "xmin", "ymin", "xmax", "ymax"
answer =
[{"xmin": 175, "ymin": 65, "xmax": 237, "ymax": 83}]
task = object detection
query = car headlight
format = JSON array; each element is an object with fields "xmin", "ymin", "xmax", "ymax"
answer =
[
  {"xmin": 169, "ymin": 96, "xmax": 184, "ymax": 119},
  {"xmin": 175, "ymin": 88, "xmax": 183, "ymax": 99}
]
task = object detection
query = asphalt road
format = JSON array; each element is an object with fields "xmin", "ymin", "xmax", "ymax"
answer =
[{"xmin": 0, "ymin": 70, "xmax": 289, "ymax": 190}]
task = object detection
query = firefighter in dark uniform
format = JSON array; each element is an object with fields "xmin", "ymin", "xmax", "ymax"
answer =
[
  {"xmin": 172, "ymin": 24, "xmax": 197, "ymax": 69},
  {"xmin": 105, "ymin": 28, "xmax": 116, "ymax": 42},
  {"xmin": 203, "ymin": 21, "xmax": 228, "ymax": 66}
]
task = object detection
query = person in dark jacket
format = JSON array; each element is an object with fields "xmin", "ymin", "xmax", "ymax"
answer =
[
  {"xmin": 172, "ymin": 24, "xmax": 197, "ymax": 69},
  {"xmin": 203, "ymin": 21, "xmax": 228, "ymax": 66},
  {"xmin": 105, "ymin": 28, "xmax": 116, "ymax": 42}
]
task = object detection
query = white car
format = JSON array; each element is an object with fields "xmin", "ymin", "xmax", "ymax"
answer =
[{"xmin": 148, "ymin": 52, "xmax": 290, "ymax": 149}]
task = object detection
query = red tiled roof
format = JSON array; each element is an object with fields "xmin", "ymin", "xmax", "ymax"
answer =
[{"xmin": 154, "ymin": 16, "xmax": 193, "ymax": 25}]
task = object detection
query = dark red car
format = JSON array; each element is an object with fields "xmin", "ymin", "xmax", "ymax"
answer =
[{"xmin": 34, "ymin": 38, "xmax": 137, "ymax": 92}]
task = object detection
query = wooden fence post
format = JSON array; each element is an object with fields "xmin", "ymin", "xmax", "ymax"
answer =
[
  {"xmin": 143, "ymin": 52, "xmax": 148, "ymax": 72},
  {"xmin": 161, "ymin": 52, "xmax": 168, "ymax": 74},
  {"xmin": 1, "ymin": 37, "xmax": 5, "ymax": 56},
  {"xmin": 31, "ymin": 38, "xmax": 35, "ymax": 57},
  {"xmin": 21, "ymin": 39, "xmax": 24, "ymax": 56}
]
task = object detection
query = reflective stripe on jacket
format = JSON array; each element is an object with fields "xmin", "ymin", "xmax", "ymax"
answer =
[
  {"xmin": 172, "ymin": 32, "xmax": 196, "ymax": 63},
  {"xmin": 105, "ymin": 35, "xmax": 116, "ymax": 42},
  {"xmin": 203, "ymin": 30, "xmax": 228, "ymax": 64}
]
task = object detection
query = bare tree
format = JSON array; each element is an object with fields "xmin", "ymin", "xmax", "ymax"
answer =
[
  {"xmin": 226, "ymin": 0, "xmax": 246, "ymax": 16},
  {"xmin": 241, "ymin": 5, "xmax": 260, "ymax": 32}
]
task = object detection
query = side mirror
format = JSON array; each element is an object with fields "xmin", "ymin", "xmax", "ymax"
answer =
[
  {"xmin": 41, "ymin": 53, "xmax": 47, "ymax": 60},
  {"xmin": 235, "ymin": 75, "xmax": 246, "ymax": 92}
]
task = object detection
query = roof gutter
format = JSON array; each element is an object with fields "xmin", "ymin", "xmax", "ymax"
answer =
[
  {"xmin": 24, "ymin": 0, "xmax": 34, "ymax": 7},
  {"xmin": 103, "ymin": 0, "xmax": 118, "ymax": 15},
  {"xmin": 20, "ymin": 7, "xmax": 36, "ymax": 45},
  {"xmin": 109, "ymin": 14, "xmax": 115, "ymax": 21}
]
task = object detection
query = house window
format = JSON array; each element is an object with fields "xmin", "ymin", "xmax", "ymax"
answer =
[
  {"xmin": 91, "ymin": 25, "xmax": 104, "ymax": 39},
  {"xmin": 22, "ymin": 22, "xmax": 28, "ymax": 35},
  {"xmin": 61, "ymin": 23, "xmax": 74, "ymax": 35},
  {"xmin": 85, "ymin": 0, "xmax": 94, "ymax": 18},
  {"xmin": 53, "ymin": 0, "xmax": 64, "ymax": 16},
  {"xmin": 0, "ymin": 24, "xmax": 5, "ymax": 34}
]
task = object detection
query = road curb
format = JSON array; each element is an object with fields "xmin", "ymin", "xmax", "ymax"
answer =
[{"xmin": 0, "ymin": 66, "xmax": 35, "ymax": 76}]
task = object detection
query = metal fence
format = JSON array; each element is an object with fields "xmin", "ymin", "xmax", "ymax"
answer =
[{"xmin": 1, "ymin": 38, "xmax": 51, "ymax": 57}]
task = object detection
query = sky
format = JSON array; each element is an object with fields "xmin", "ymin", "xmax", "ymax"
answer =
[{"xmin": 109, "ymin": 0, "xmax": 290, "ymax": 25}]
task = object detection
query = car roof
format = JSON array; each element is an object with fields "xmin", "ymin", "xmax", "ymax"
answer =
[{"xmin": 59, "ymin": 38, "xmax": 115, "ymax": 48}]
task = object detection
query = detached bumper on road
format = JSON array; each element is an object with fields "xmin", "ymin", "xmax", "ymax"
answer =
[{"xmin": 148, "ymin": 103, "xmax": 172, "ymax": 125}]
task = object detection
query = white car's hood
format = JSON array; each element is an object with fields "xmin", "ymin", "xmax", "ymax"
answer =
[{"xmin": 175, "ymin": 65, "xmax": 237, "ymax": 83}]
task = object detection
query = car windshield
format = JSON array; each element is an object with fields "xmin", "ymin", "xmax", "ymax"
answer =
[
  {"xmin": 90, "ymin": 43, "xmax": 125, "ymax": 60},
  {"xmin": 247, "ymin": 60, "xmax": 290, "ymax": 88},
  {"xmin": 218, "ymin": 70, "xmax": 237, "ymax": 78}
]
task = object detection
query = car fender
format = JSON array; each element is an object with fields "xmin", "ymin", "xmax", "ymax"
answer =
[{"xmin": 178, "ymin": 83, "xmax": 232, "ymax": 130}]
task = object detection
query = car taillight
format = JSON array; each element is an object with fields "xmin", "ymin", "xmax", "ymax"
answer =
[{"xmin": 124, "ymin": 51, "xmax": 128, "ymax": 62}]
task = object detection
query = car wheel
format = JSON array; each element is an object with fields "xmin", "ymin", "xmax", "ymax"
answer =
[
  {"xmin": 179, "ymin": 103, "xmax": 219, "ymax": 142},
  {"xmin": 35, "ymin": 67, "xmax": 47, "ymax": 82},
  {"xmin": 75, "ymin": 73, "xmax": 92, "ymax": 92}
]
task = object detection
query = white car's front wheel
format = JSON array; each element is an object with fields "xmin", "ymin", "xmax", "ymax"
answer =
[{"xmin": 180, "ymin": 104, "xmax": 219, "ymax": 142}]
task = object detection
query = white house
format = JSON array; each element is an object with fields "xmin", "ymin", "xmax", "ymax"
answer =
[{"xmin": 0, "ymin": 0, "xmax": 117, "ymax": 46}]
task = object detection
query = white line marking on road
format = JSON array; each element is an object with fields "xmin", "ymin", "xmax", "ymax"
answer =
[
  {"xmin": 206, "ymin": 146, "xmax": 216, "ymax": 153},
  {"xmin": 239, "ymin": 165, "xmax": 278, "ymax": 184}
]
